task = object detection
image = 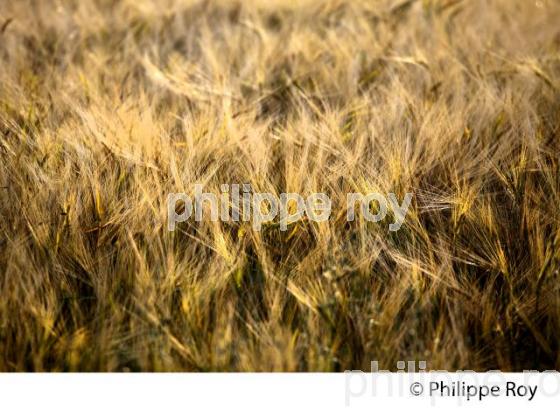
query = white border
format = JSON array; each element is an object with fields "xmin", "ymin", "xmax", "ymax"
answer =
[{"xmin": 0, "ymin": 372, "xmax": 558, "ymax": 409}]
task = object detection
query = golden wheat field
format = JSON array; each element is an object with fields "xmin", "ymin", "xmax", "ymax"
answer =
[{"xmin": 0, "ymin": 0, "xmax": 559, "ymax": 372}]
